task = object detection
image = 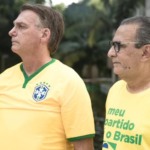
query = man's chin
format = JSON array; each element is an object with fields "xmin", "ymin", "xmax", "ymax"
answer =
[
  {"xmin": 113, "ymin": 69, "xmax": 120, "ymax": 75},
  {"xmin": 11, "ymin": 48, "xmax": 19, "ymax": 54}
]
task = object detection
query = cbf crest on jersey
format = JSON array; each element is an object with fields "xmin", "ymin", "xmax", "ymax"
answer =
[{"xmin": 33, "ymin": 82, "xmax": 50, "ymax": 102}]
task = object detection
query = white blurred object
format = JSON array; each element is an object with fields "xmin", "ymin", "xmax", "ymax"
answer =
[{"xmin": 45, "ymin": 0, "xmax": 80, "ymax": 6}]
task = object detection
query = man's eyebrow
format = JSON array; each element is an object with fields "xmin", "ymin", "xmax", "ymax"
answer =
[{"xmin": 13, "ymin": 21, "xmax": 26, "ymax": 25}]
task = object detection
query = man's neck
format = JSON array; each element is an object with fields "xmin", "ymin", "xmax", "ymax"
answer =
[
  {"xmin": 126, "ymin": 78, "xmax": 150, "ymax": 93},
  {"xmin": 22, "ymin": 56, "xmax": 51, "ymax": 76}
]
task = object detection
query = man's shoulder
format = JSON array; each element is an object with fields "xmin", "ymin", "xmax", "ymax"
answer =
[
  {"xmin": 54, "ymin": 59, "xmax": 81, "ymax": 78},
  {"xmin": 52, "ymin": 59, "xmax": 85, "ymax": 86},
  {"xmin": 0, "ymin": 63, "xmax": 22, "ymax": 77}
]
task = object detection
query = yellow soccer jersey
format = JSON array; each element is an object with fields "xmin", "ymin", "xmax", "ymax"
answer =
[
  {"xmin": 0, "ymin": 58, "xmax": 95, "ymax": 150},
  {"xmin": 102, "ymin": 80, "xmax": 150, "ymax": 150}
]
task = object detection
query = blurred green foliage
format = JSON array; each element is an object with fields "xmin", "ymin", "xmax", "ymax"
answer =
[
  {"xmin": 0, "ymin": 0, "xmax": 145, "ymax": 74},
  {"xmin": 54, "ymin": 0, "xmax": 145, "ymax": 78}
]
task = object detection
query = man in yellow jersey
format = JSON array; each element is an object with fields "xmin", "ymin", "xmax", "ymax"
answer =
[
  {"xmin": 102, "ymin": 16, "xmax": 150, "ymax": 150},
  {"xmin": 0, "ymin": 3, "xmax": 95, "ymax": 150}
]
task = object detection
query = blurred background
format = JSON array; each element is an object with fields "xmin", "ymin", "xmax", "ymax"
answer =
[{"xmin": 0, "ymin": 0, "xmax": 147, "ymax": 149}]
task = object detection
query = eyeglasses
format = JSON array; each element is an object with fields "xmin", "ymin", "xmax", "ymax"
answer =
[{"xmin": 109, "ymin": 41, "xmax": 142, "ymax": 53}]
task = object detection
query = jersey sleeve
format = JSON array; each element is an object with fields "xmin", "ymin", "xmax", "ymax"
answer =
[{"xmin": 60, "ymin": 74, "xmax": 95, "ymax": 141}]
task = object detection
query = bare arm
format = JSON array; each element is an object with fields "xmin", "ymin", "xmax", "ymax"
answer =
[{"xmin": 72, "ymin": 138, "xmax": 94, "ymax": 150}]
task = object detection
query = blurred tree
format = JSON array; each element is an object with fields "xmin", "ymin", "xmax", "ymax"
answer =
[
  {"xmin": 0, "ymin": 0, "xmax": 145, "ymax": 72},
  {"xmin": 54, "ymin": 2, "xmax": 111, "ymax": 78},
  {"xmin": 54, "ymin": 0, "xmax": 145, "ymax": 78}
]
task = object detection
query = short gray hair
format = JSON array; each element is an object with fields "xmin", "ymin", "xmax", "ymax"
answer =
[{"xmin": 120, "ymin": 16, "xmax": 150, "ymax": 48}]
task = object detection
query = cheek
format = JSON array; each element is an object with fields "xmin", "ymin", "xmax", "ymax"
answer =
[
  {"xmin": 18, "ymin": 30, "xmax": 41, "ymax": 49},
  {"xmin": 129, "ymin": 53, "xmax": 140, "ymax": 67},
  {"xmin": 26, "ymin": 33, "xmax": 41, "ymax": 44}
]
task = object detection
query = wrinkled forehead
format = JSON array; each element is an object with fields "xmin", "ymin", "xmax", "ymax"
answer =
[
  {"xmin": 113, "ymin": 24, "xmax": 139, "ymax": 42},
  {"xmin": 14, "ymin": 10, "xmax": 41, "ymax": 25}
]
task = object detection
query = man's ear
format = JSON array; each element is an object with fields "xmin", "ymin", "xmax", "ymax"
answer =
[
  {"xmin": 41, "ymin": 28, "xmax": 51, "ymax": 40},
  {"xmin": 141, "ymin": 45, "xmax": 150, "ymax": 61}
]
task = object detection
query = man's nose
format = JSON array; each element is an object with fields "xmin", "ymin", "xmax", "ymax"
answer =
[
  {"xmin": 107, "ymin": 46, "xmax": 117, "ymax": 58},
  {"xmin": 8, "ymin": 27, "xmax": 16, "ymax": 37}
]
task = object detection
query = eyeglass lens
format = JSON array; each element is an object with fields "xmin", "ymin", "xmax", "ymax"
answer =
[{"xmin": 110, "ymin": 41, "xmax": 120, "ymax": 52}]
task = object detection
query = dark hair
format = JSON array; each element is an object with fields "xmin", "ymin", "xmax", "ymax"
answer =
[
  {"xmin": 120, "ymin": 16, "xmax": 150, "ymax": 48},
  {"xmin": 21, "ymin": 3, "xmax": 64, "ymax": 54}
]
